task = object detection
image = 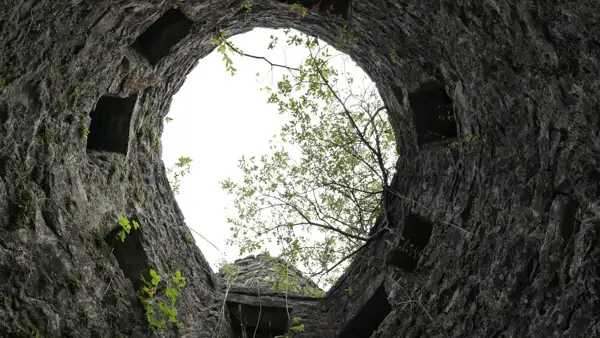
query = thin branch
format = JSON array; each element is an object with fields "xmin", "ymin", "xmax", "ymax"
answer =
[
  {"xmin": 103, "ymin": 248, "xmax": 115, "ymax": 295},
  {"xmin": 261, "ymin": 220, "xmax": 366, "ymax": 243},
  {"xmin": 309, "ymin": 227, "xmax": 389, "ymax": 278},
  {"xmin": 187, "ymin": 226, "xmax": 221, "ymax": 252},
  {"xmin": 263, "ymin": 193, "xmax": 370, "ymax": 241},
  {"xmin": 308, "ymin": 47, "xmax": 389, "ymax": 185},
  {"xmin": 253, "ymin": 288, "xmax": 262, "ymax": 338},
  {"xmin": 224, "ymin": 40, "xmax": 301, "ymax": 72},
  {"xmin": 215, "ymin": 279, "xmax": 232, "ymax": 337},
  {"xmin": 321, "ymin": 180, "xmax": 383, "ymax": 196},
  {"xmin": 387, "ymin": 275, "xmax": 433, "ymax": 320},
  {"xmin": 385, "ymin": 187, "xmax": 474, "ymax": 236}
]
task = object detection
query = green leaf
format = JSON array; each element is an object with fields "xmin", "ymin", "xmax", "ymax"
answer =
[
  {"xmin": 117, "ymin": 230, "xmax": 126, "ymax": 242},
  {"xmin": 118, "ymin": 215, "xmax": 129, "ymax": 227},
  {"xmin": 289, "ymin": 324, "xmax": 304, "ymax": 332},
  {"xmin": 149, "ymin": 269, "xmax": 161, "ymax": 286},
  {"xmin": 166, "ymin": 286, "xmax": 180, "ymax": 305}
]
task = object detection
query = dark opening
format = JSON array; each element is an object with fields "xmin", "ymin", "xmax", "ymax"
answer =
[
  {"xmin": 87, "ymin": 95, "xmax": 136, "ymax": 154},
  {"xmin": 281, "ymin": 0, "xmax": 317, "ymax": 9},
  {"xmin": 132, "ymin": 8, "xmax": 192, "ymax": 65},
  {"xmin": 279, "ymin": 1, "xmax": 351, "ymax": 17},
  {"xmin": 408, "ymin": 83, "xmax": 457, "ymax": 145},
  {"xmin": 321, "ymin": 0, "xmax": 351, "ymax": 17},
  {"xmin": 339, "ymin": 284, "xmax": 392, "ymax": 338},
  {"xmin": 228, "ymin": 303, "xmax": 289, "ymax": 338},
  {"xmin": 107, "ymin": 220, "xmax": 149, "ymax": 291},
  {"xmin": 559, "ymin": 198, "xmax": 579, "ymax": 243},
  {"xmin": 387, "ymin": 214, "xmax": 433, "ymax": 272}
]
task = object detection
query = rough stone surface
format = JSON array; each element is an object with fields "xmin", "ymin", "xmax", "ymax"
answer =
[
  {"xmin": 1, "ymin": 0, "xmax": 600, "ymax": 337},
  {"xmin": 217, "ymin": 254, "xmax": 321, "ymax": 294}
]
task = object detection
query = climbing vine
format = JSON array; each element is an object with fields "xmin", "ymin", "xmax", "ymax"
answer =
[{"xmin": 138, "ymin": 269, "xmax": 187, "ymax": 333}]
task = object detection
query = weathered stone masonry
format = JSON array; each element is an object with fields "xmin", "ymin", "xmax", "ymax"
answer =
[{"xmin": 0, "ymin": 0, "xmax": 599, "ymax": 337}]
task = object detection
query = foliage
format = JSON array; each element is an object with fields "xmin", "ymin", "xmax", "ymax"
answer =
[
  {"xmin": 274, "ymin": 317, "xmax": 305, "ymax": 338},
  {"xmin": 449, "ymin": 133, "xmax": 477, "ymax": 149},
  {"xmin": 240, "ymin": 0, "xmax": 253, "ymax": 13},
  {"xmin": 116, "ymin": 215, "xmax": 139, "ymax": 242},
  {"xmin": 215, "ymin": 261, "xmax": 241, "ymax": 337},
  {"xmin": 397, "ymin": 235, "xmax": 421, "ymax": 259},
  {"xmin": 68, "ymin": 277, "xmax": 82, "ymax": 293},
  {"xmin": 138, "ymin": 269, "xmax": 187, "ymax": 333},
  {"xmin": 389, "ymin": 49, "xmax": 399, "ymax": 65},
  {"xmin": 167, "ymin": 156, "xmax": 193, "ymax": 194},
  {"xmin": 267, "ymin": 256, "xmax": 325, "ymax": 297},
  {"xmin": 30, "ymin": 328, "xmax": 41, "ymax": 338},
  {"xmin": 217, "ymin": 30, "xmax": 396, "ymax": 286},
  {"xmin": 290, "ymin": 3, "xmax": 310, "ymax": 17},
  {"xmin": 336, "ymin": 26, "xmax": 360, "ymax": 51},
  {"xmin": 210, "ymin": 30, "xmax": 238, "ymax": 76},
  {"xmin": 81, "ymin": 123, "xmax": 90, "ymax": 139},
  {"xmin": 220, "ymin": 261, "xmax": 241, "ymax": 286},
  {"xmin": 183, "ymin": 231, "xmax": 193, "ymax": 244}
]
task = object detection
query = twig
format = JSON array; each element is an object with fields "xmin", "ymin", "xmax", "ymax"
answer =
[
  {"xmin": 187, "ymin": 226, "xmax": 221, "ymax": 252},
  {"xmin": 215, "ymin": 281, "xmax": 232, "ymax": 338},
  {"xmin": 103, "ymin": 248, "xmax": 115, "ymax": 295},
  {"xmin": 387, "ymin": 275, "xmax": 433, "ymax": 320},
  {"xmin": 253, "ymin": 288, "xmax": 262, "ymax": 338},
  {"xmin": 224, "ymin": 40, "xmax": 301, "ymax": 72},
  {"xmin": 385, "ymin": 187, "xmax": 474, "ymax": 236},
  {"xmin": 103, "ymin": 275, "xmax": 113, "ymax": 295},
  {"xmin": 309, "ymin": 227, "xmax": 388, "ymax": 277}
]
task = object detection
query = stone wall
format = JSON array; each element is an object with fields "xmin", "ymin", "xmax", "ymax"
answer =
[{"xmin": 0, "ymin": 0, "xmax": 599, "ymax": 337}]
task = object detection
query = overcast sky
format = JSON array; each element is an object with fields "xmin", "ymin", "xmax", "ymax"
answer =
[{"xmin": 162, "ymin": 28, "xmax": 372, "ymax": 272}]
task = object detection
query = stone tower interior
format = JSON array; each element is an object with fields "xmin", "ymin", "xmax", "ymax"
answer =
[{"xmin": 0, "ymin": 0, "xmax": 599, "ymax": 337}]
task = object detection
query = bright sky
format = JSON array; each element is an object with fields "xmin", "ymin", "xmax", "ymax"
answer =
[{"xmin": 162, "ymin": 28, "xmax": 374, "ymax": 272}]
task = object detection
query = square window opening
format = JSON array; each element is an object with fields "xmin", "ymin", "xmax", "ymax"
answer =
[
  {"xmin": 339, "ymin": 284, "xmax": 392, "ymax": 338},
  {"xmin": 387, "ymin": 214, "xmax": 433, "ymax": 272},
  {"xmin": 132, "ymin": 8, "xmax": 192, "ymax": 66},
  {"xmin": 87, "ymin": 95, "xmax": 136, "ymax": 154},
  {"xmin": 409, "ymin": 83, "xmax": 457, "ymax": 145},
  {"xmin": 321, "ymin": 0, "xmax": 352, "ymax": 18}
]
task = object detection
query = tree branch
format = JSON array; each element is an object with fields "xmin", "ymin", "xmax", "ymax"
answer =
[{"xmin": 224, "ymin": 40, "xmax": 301, "ymax": 72}]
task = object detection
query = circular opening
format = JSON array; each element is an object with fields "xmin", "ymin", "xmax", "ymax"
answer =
[{"xmin": 162, "ymin": 28, "xmax": 396, "ymax": 291}]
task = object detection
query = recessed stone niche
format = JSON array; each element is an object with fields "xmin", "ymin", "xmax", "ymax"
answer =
[
  {"xmin": 228, "ymin": 303, "xmax": 289, "ymax": 338},
  {"xmin": 107, "ymin": 217, "xmax": 149, "ymax": 291},
  {"xmin": 408, "ymin": 82, "xmax": 457, "ymax": 145},
  {"xmin": 280, "ymin": 0, "xmax": 351, "ymax": 17},
  {"xmin": 387, "ymin": 214, "xmax": 433, "ymax": 272},
  {"xmin": 321, "ymin": 0, "xmax": 352, "ymax": 18},
  {"xmin": 87, "ymin": 95, "xmax": 137, "ymax": 154},
  {"xmin": 339, "ymin": 284, "xmax": 392, "ymax": 338},
  {"xmin": 132, "ymin": 8, "xmax": 193, "ymax": 66}
]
